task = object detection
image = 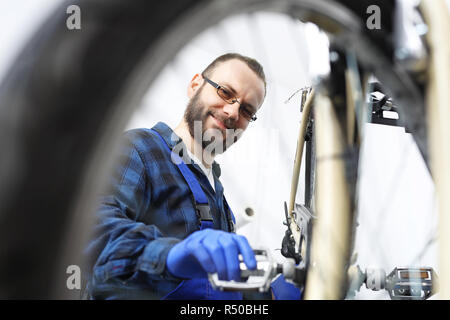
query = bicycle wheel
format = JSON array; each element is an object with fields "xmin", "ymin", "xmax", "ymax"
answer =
[
  {"xmin": 304, "ymin": 50, "xmax": 361, "ymax": 299},
  {"xmin": 0, "ymin": 0, "xmax": 434, "ymax": 299}
]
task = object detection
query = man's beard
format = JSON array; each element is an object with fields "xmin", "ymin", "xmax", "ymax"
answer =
[{"xmin": 184, "ymin": 88, "xmax": 242, "ymax": 156}]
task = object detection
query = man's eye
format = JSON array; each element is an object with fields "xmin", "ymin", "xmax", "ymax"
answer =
[
  {"xmin": 219, "ymin": 87, "xmax": 233, "ymax": 100},
  {"xmin": 241, "ymin": 107, "xmax": 253, "ymax": 117}
]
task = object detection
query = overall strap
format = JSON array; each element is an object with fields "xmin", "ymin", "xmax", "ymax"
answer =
[
  {"xmin": 150, "ymin": 129, "xmax": 213, "ymax": 229},
  {"xmin": 223, "ymin": 196, "xmax": 237, "ymax": 233}
]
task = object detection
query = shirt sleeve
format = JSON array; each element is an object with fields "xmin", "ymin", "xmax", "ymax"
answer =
[{"xmin": 87, "ymin": 132, "xmax": 181, "ymax": 287}]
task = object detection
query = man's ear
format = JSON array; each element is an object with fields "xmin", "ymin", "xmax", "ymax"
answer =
[{"xmin": 187, "ymin": 73, "xmax": 203, "ymax": 99}]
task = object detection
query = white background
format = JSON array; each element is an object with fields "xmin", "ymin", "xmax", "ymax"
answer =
[{"xmin": 1, "ymin": 0, "xmax": 444, "ymax": 299}]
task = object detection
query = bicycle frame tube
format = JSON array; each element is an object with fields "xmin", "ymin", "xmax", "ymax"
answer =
[
  {"xmin": 420, "ymin": 0, "xmax": 450, "ymax": 300},
  {"xmin": 288, "ymin": 89, "xmax": 315, "ymax": 255}
]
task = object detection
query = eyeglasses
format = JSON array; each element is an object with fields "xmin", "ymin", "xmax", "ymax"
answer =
[{"xmin": 202, "ymin": 76, "xmax": 257, "ymax": 122}]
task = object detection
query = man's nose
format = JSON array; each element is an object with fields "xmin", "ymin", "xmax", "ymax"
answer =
[{"xmin": 222, "ymin": 102, "xmax": 240, "ymax": 121}]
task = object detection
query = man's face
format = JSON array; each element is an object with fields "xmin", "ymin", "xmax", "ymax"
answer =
[{"xmin": 184, "ymin": 59, "xmax": 265, "ymax": 154}]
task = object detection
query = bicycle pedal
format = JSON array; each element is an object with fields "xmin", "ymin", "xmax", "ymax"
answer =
[
  {"xmin": 385, "ymin": 267, "xmax": 437, "ymax": 300},
  {"xmin": 208, "ymin": 248, "xmax": 277, "ymax": 292},
  {"xmin": 363, "ymin": 267, "xmax": 437, "ymax": 300}
]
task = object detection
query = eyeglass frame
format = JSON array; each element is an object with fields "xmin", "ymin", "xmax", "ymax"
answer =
[{"xmin": 202, "ymin": 75, "xmax": 258, "ymax": 122}]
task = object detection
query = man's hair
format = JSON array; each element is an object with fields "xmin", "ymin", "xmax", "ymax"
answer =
[{"xmin": 201, "ymin": 53, "xmax": 266, "ymax": 95}]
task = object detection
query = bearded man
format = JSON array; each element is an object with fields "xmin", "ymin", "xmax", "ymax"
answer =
[{"xmin": 86, "ymin": 53, "xmax": 299, "ymax": 300}]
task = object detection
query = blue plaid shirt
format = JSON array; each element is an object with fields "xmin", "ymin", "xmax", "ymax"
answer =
[{"xmin": 86, "ymin": 122, "xmax": 236, "ymax": 299}]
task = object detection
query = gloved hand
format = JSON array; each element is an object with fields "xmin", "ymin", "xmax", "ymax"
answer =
[
  {"xmin": 271, "ymin": 274, "xmax": 302, "ymax": 300},
  {"xmin": 166, "ymin": 229, "xmax": 257, "ymax": 281}
]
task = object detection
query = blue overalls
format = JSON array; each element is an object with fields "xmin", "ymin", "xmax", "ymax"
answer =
[{"xmin": 151, "ymin": 129, "xmax": 242, "ymax": 300}]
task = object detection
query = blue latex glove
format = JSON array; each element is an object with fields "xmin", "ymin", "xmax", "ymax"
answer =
[
  {"xmin": 166, "ymin": 229, "xmax": 257, "ymax": 281},
  {"xmin": 271, "ymin": 274, "xmax": 302, "ymax": 300}
]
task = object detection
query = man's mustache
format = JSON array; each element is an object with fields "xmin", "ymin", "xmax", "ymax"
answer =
[{"xmin": 207, "ymin": 110, "xmax": 237, "ymax": 130}]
